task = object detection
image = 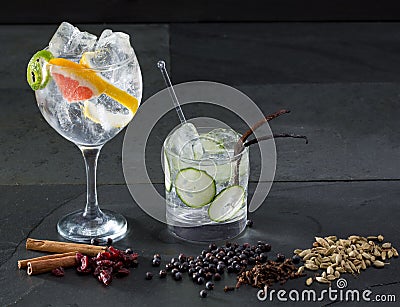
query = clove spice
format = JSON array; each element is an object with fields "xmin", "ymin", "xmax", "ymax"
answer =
[{"xmin": 235, "ymin": 258, "xmax": 304, "ymax": 289}]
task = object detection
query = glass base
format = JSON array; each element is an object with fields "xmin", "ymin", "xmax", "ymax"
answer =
[
  {"xmin": 57, "ymin": 209, "xmax": 127, "ymax": 243},
  {"xmin": 168, "ymin": 217, "xmax": 247, "ymax": 242}
]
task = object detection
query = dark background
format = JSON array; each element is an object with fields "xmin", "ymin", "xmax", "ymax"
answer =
[{"xmin": 2, "ymin": 0, "xmax": 400, "ymax": 24}]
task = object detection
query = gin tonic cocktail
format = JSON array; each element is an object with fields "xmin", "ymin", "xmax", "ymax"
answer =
[
  {"xmin": 27, "ymin": 22, "xmax": 142, "ymax": 242},
  {"xmin": 164, "ymin": 124, "xmax": 249, "ymax": 241}
]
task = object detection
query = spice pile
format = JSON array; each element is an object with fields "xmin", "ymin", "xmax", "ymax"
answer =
[
  {"xmin": 18, "ymin": 238, "xmax": 138, "ymax": 286},
  {"xmin": 18, "ymin": 234, "xmax": 398, "ymax": 296},
  {"xmin": 75, "ymin": 246, "xmax": 138, "ymax": 285},
  {"xmin": 293, "ymin": 234, "xmax": 398, "ymax": 286},
  {"xmin": 235, "ymin": 258, "xmax": 304, "ymax": 289},
  {"xmin": 143, "ymin": 241, "xmax": 278, "ymax": 297}
]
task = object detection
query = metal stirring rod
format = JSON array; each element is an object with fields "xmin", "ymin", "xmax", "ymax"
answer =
[{"xmin": 157, "ymin": 60, "xmax": 187, "ymax": 124}]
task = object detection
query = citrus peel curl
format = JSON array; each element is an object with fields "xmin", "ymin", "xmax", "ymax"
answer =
[{"xmin": 48, "ymin": 58, "xmax": 139, "ymax": 114}]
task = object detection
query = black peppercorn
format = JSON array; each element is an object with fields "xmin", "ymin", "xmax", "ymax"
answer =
[
  {"xmin": 205, "ymin": 281, "xmax": 214, "ymax": 290},
  {"xmin": 173, "ymin": 271, "xmax": 183, "ymax": 281},
  {"xmin": 213, "ymin": 272, "xmax": 222, "ymax": 281},
  {"xmin": 159, "ymin": 269, "xmax": 167, "ymax": 278},
  {"xmin": 276, "ymin": 253, "xmax": 285, "ymax": 262},
  {"xmin": 152, "ymin": 258, "xmax": 161, "ymax": 267},
  {"xmin": 292, "ymin": 255, "xmax": 301, "ymax": 264}
]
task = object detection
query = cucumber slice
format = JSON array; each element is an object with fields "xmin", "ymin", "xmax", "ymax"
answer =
[
  {"xmin": 175, "ymin": 168, "xmax": 216, "ymax": 208},
  {"xmin": 198, "ymin": 163, "xmax": 234, "ymax": 182},
  {"xmin": 200, "ymin": 137, "xmax": 225, "ymax": 154},
  {"xmin": 208, "ymin": 185, "xmax": 245, "ymax": 222},
  {"xmin": 163, "ymin": 151, "xmax": 172, "ymax": 192}
]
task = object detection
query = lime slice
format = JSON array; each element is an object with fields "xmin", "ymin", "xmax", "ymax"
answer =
[
  {"xmin": 208, "ymin": 185, "xmax": 244, "ymax": 222},
  {"xmin": 27, "ymin": 50, "xmax": 54, "ymax": 90},
  {"xmin": 175, "ymin": 168, "xmax": 216, "ymax": 208},
  {"xmin": 81, "ymin": 100, "xmax": 133, "ymax": 129}
]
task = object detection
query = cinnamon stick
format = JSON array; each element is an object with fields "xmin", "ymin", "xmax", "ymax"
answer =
[
  {"xmin": 26, "ymin": 238, "xmax": 106, "ymax": 256},
  {"xmin": 18, "ymin": 251, "xmax": 77, "ymax": 269},
  {"xmin": 27, "ymin": 255, "xmax": 77, "ymax": 275}
]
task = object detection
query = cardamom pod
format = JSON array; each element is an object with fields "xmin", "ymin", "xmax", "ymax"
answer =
[
  {"xmin": 316, "ymin": 276, "xmax": 330, "ymax": 284},
  {"xmin": 381, "ymin": 251, "xmax": 387, "ymax": 260},
  {"xmin": 294, "ymin": 249, "xmax": 303, "ymax": 255},
  {"xmin": 327, "ymin": 274, "xmax": 336, "ymax": 281},
  {"xmin": 336, "ymin": 254, "xmax": 342, "ymax": 264},
  {"xmin": 373, "ymin": 260, "xmax": 385, "ymax": 268},
  {"xmin": 320, "ymin": 263, "xmax": 330, "ymax": 269},
  {"xmin": 361, "ymin": 252, "xmax": 371, "ymax": 260},
  {"xmin": 315, "ymin": 237, "xmax": 330, "ymax": 248},
  {"xmin": 299, "ymin": 249, "xmax": 311, "ymax": 258},
  {"xmin": 325, "ymin": 246, "xmax": 336, "ymax": 256},
  {"xmin": 361, "ymin": 260, "xmax": 366, "ymax": 270},
  {"xmin": 305, "ymin": 263, "xmax": 319, "ymax": 271}
]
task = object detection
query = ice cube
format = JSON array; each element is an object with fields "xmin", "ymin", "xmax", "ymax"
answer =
[
  {"xmin": 167, "ymin": 123, "xmax": 204, "ymax": 159},
  {"xmin": 204, "ymin": 128, "xmax": 240, "ymax": 151},
  {"xmin": 48, "ymin": 22, "xmax": 97, "ymax": 58},
  {"xmin": 93, "ymin": 29, "xmax": 134, "ymax": 65},
  {"xmin": 82, "ymin": 29, "xmax": 141, "ymax": 95},
  {"xmin": 56, "ymin": 102, "xmax": 73, "ymax": 131},
  {"xmin": 48, "ymin": 22, "xmax": 97, "ymax": 57}
]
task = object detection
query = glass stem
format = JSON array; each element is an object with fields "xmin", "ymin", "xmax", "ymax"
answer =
[{"xmin": 80, "ymin": 145, "xmax": 104, "ymax": 220}]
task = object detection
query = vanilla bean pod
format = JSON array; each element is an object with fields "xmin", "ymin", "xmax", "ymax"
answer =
[
  {"xmin": 233, "ymin": 132, "xmax": 308, "ymax": 184},
  {"xmin": 233, "ymin": 109, "xmax": 291, "ymax": 185},
  {"xmin": 234, "ymin": 109, "xmax": 290, "ymax": 156},
  {"xmin": 244, "ymin": 134, "xmax": 308, "ymax": 147}
]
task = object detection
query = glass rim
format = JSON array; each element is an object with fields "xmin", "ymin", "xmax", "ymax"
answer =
[
  {"xmin": 44, "ymin": 46, "xmax": 137, "ymax": 72},
  {"xmin": 163, "ymin": 126, "xmax": 249, "ymax": 164}
]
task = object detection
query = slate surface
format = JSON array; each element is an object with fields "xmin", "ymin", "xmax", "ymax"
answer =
[
  {"xmin": 170, "ymin": 23, "xmax": 400, "ymax": 85},
  {"xmin": 0, "ymin": 22, "xmax": 399, "ymax": 306},
  {"xmin": 1, "ymin": 182, "xmax": 399, "ymax": 306}
]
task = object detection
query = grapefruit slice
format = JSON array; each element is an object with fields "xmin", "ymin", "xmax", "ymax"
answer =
[
  {"xmin": 49, "ymin": 58, "xmax": 139, "ymax": 114},
  {"xmin": 52, "ymin": 71, "xmax": 98, "ymax": 102}
]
